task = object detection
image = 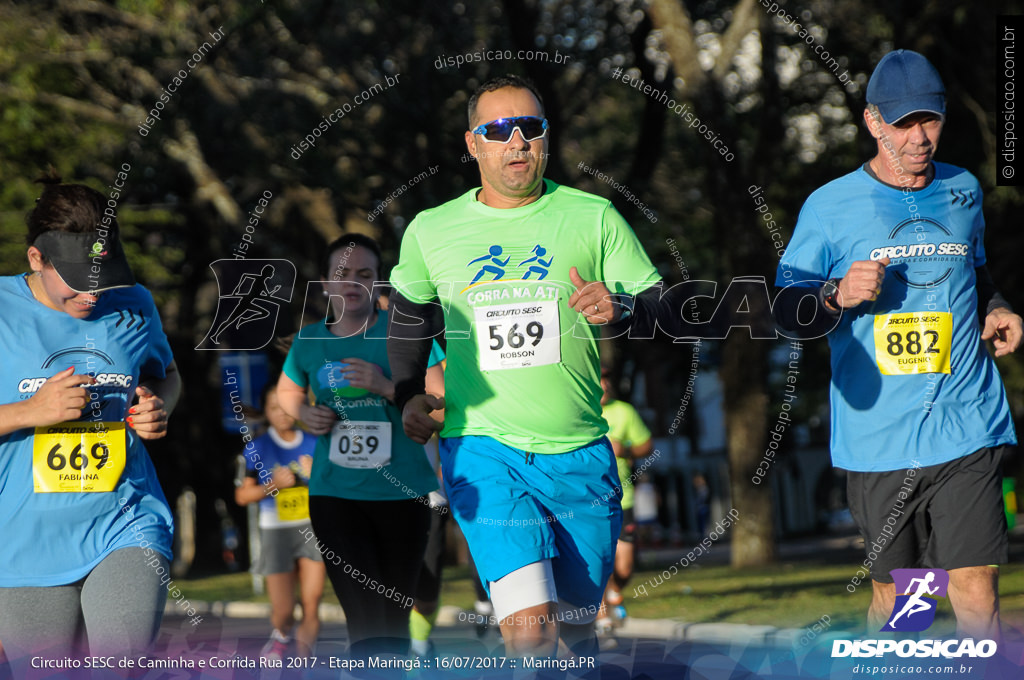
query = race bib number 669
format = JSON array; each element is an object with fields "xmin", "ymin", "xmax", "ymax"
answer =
[{"xmin": 33, "ymin": 422, "xmax": 127, "ymax": 493}]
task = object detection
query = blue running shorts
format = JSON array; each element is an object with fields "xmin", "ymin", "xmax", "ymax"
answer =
[{"xmin": 440, "ymin": 435, "xmax": 622, "ymax": 610}]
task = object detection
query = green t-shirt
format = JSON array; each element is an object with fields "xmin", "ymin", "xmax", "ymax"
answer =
[
  {"xmin": 391, "ymin": 179, "xmax": 660, "ymax": 454},
  {"xmin": 602, "ymin": 399, "xmax": 653, "ymax": 510},
  {"xmin": 282, "ymin": 310, "xmax": 442, "ymax": 500}
]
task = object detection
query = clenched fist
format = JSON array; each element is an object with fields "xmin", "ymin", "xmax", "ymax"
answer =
[{"xmin": 831, "ymin": 257, "xmax": 890, "ymax": 309}]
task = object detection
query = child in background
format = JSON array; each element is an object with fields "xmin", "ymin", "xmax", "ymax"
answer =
[{"xmin": 235, "ymin": 382, "xmax": 325, "ymax": 660}]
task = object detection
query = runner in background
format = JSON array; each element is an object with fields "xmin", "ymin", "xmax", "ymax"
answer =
[
  {"xmin": 235, "ymin": 382, "xmax": 324, "ymax": 660},
  {"xmin": 0, "ymin": 173, "xmax": 180, "ymax": 670},
  {"xmin": 277, "ymin": 234, "xmax": 444, "ymax": 657},
  {"xmin": 409, "ymin": 436, "xmax": 449, "ymax": 657},
  {"xmin": 596, "ymin": 367, "xmax": 652, "ymax": 638}
]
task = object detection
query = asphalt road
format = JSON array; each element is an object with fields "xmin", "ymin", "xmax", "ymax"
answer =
[
  {"xmin": 136, "ymin": 614, "xmax": 1023, "ymax": 680},
  {"xmin": 5, "ymin": 612, "xmax": 1022, "ymax": 679}
]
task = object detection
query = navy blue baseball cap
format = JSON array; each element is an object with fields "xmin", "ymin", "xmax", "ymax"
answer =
[{"xmin": 866, "ymin": 50, "xmax": 945, "ymax": 124}]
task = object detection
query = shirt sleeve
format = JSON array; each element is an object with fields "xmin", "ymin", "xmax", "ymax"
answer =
[
  {"xmin": 598, "ymin": 204, "xmax": 661, "ymax": 296},
  {"xmin": 427, "ymin": 339, "xmax": 445, "ymax": 368},
  {"xmin": 971, "ymin": 186, "xmax": 987, "ymax": 269},
  {"xmin": 244, "ymin": 434, "xmax": 265, "ymax": 473},
  {"xmin": 624, "ymin": 405, "xmax": 652, "ymax": 446},
  {"xmin": 390, "ymin": 217, "xmax": 439, "ymax": 304},
  {"xmin": 282, "ymin": 338, "xmax": 308, "ymax": 388},
  {"xmin": 776, "ymin": 201, "xmax": 834, "ymax": 287},
  {"xmin": 139, "ymin": 287, "xmax": 174, "ymax": 380}
]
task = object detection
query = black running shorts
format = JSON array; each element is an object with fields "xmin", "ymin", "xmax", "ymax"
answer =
[{"xmin": 846, "ymin": 447, "xmax": 1008, "ymax": 583}]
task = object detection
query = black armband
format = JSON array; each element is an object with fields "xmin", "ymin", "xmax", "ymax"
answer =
[
  {"xmin": 610, "ymin": 281, "xmax": 720, "ymax": 341},
  {"xmin": 976, "ymin": 265, "xmax": 1013, "ymax": 320},
  {"xmin": 387, "ymin": 292, "xmax": 444, "ymax": 413},
  {"xmin": 608, "ymin": 284, "xmax": 667, "ymax": 339},
  {"xmin": 772, "ymin": 283, "xmax": 842, "ymax": 339}
]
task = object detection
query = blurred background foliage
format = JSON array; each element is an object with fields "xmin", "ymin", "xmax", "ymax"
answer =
[{"xmin": 1, "ymin": 0, "xmax": 1021, "ymax": 571}]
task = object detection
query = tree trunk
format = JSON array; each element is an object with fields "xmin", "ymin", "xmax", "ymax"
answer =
[
  {"xmin": 647, "ymin": 0, "xmax": 779, "ymax": 566},
  {"xmin": 722, "ymin": 331, "xmax": 776, "ymax": 567}
]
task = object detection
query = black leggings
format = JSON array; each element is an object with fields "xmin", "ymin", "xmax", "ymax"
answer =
[
  {"xmin": 309, "ymin": 495, "xmax": 430, "ymax": 657},
  {"xmin": 415, "ymin": 507, "xmax": 449, "ymax": 603}
]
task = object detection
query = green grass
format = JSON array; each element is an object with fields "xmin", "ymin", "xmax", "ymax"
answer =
[
  {"xmin": 177, "ymin": 565, "xmax": 474, "ymax": 610},
  {"xmin": 176, "ymin": 559, "xmax": 1024, "ymax": 638},
  {"xmin": 625, "ymin": 562, "xmax": 869, "ymax": 631}
]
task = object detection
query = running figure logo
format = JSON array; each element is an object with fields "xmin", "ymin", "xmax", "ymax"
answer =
[
  {"xmin": 518, "ymin": 245, "xmax": 553, "ymax": 280},
  {"xmin": 881, "ymin": 568, "xmax": 950, "ymax": 632},
  {"xmin": 462, "ymin": 243, "xmax": 555, "ymax": 292},
  {"xmin": 467, "ymin": 245, "xmax": 510, "ymax": 286},
  {"xmin": 196, "ymin": 259, "xmax": 296, "ymax": 350}
]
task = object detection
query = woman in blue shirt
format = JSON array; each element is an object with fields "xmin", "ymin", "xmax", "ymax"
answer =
[{"xmin": 0, "ymin": 175, "xmax": 180, "ymax": 667}]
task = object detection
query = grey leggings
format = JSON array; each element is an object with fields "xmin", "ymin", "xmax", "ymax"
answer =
[{"xmin": 0, "ymin": 547, "xmax": 168, "ymax": 664}]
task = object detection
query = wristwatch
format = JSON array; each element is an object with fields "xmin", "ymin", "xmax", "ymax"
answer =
[{"xmin": 821, "ymin": 278, "xmax": 842, "ymax": 311}]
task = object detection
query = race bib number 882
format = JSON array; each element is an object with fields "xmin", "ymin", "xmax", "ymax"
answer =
[{"xmin": 873, "ymin": 312, "xmax": 952, "ymax": 375}]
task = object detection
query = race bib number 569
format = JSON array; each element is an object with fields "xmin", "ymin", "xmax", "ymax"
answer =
[{"xmin": 474, "ymin": 299, "xmax": 561, "ymax": 371}]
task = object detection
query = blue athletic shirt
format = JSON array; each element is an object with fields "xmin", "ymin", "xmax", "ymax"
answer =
[
  {"xmin": 0, "ymin": 275, "xmax": 175, "ymax": 586},
  {"xmin": 282, "ymin": 309, "xmax": 442, "ymax": 500},
  {"xmin": 777, "ymin": 163, "xmax": 1016, "ymax": 472},
  {"xmin": 244, "ymin": 426, "xmax": 316, "ymax": 528}
]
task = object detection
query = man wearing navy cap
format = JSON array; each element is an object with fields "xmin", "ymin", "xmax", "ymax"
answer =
[{"xmin": 776, "ymin": 50, "xmax": 1021, "ymax": 640}]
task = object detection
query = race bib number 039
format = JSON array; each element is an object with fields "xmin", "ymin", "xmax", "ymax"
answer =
[
  {"xmin": 873, "ymin": 312, "xmax": 952, "ymax": 375},
  {"xmin": 328, "ymin": 420, "xmax": 392, "ymax": 469},
  {"xmin": 33, "ymin": 422, "xmax": 127, "ymax": 493},
  {"xmin": 275, "ymin": 486, "xmax": 310, "ymax": 521},
  {"xmin": 474, "ymin": 299, "xmax": 561, "ymax": 371}
]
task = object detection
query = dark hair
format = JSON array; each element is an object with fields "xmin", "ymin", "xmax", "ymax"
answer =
[
  {"xmin": 467, "ymin": 74, "xmax": 545, "ymax": 128},
  {"xmin": 26, "ymin": 169, "xmax": 118, "ymax": 248},
  {"xmin": 322, "ymin": 233, "xmax": 383, "ymax": 280}
]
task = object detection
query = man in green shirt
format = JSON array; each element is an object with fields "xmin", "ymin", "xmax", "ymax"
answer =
[{"xmin": 388, "ymin": 74, "xmax": 664, "ymax": 658}]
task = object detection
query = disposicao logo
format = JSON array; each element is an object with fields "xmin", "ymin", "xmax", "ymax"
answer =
[
  {"xmin": 882, "ymin": 568, "xmax": 949, "ymax": 632},
  {"xmin": 831, "ymin": 569, "xmax": 996, "ymax": 659}
]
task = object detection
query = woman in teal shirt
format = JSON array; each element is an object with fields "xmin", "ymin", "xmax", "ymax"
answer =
[{"xmin": 276, "ymin": 234, "xmax": 443, "ymax": 657}]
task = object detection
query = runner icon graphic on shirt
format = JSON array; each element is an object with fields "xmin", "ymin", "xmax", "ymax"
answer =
[
  {"xmin": 518, "ymin": 245, "xmax": 553, "ymax": 280},
  {"xmin": 467, "ymin": 246, "xmax": 510, "ymax": 286}
]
